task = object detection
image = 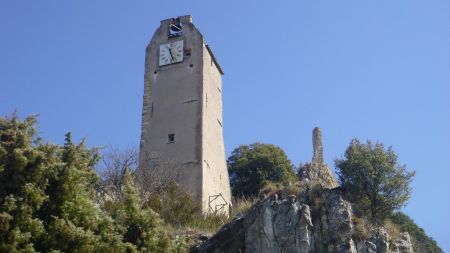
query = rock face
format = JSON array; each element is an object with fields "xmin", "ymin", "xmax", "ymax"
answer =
[
  {"xmin": 298, "ymin": 127, "xmax": 339, "ymax": 189},
  {"xmin": 192, "ymin": 127, "xmax": 413, "ymax": 253},
  {"xmin": 298, "ymin": 163, "xmax": 339, "ymax": 189},
  {"xmin": 193, "ymin": 188, "xmax": 413, "ymax": 253}
]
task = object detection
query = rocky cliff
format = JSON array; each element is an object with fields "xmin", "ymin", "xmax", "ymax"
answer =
[
  {"xmin": 192, "ymin": 186, "xmax": 413, "ymax": 253},
  {"xmin": 192, "ymin": 128, "xmax": 414, "ymax": 253}
]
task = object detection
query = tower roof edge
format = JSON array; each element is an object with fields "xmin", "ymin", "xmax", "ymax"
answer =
[{"xmin": 205, "ymin": 44, "xmax": 224, "ymax": 75}]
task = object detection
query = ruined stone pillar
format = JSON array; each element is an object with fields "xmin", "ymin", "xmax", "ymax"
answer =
[{"xmin": 312, "ymin": 127, "xmax": 324, "ymax": 164}]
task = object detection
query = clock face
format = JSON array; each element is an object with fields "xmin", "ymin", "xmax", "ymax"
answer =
[{"xmin": 159, "ymin": 40, "xmax": 184, "ymax": 66}]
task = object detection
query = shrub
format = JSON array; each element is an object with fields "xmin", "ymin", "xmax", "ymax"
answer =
[
  {"xmin": 390, "ymin": 212, "xmax": 443, "ymax": 253},
  {"xmin": 228, "ymin": 143, "xmax": 296, "ymax": 198},
  {"xmin": 353, "ymin": 216, "xmax": 372, "ymax": 241},
  {"xmin": 0, "ymin": 115, "xmax": 126, "ymax": 251},
  {"xmin": 112, "ymin": 168, "xmax": 171, "ymax": 252},
  {"xmin": 144, "ymin": 183, "xmax": 201, "ymax": 228},
  {"xmin": 0, "ymin": 113, "xmax": 173, "ymax": 252}
]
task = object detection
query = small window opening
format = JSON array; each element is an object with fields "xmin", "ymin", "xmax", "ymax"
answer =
[
  {"xmin": 184, "ymin": 48, "xmax": 192, "ymax": 57},
  {"xmin": 168, "ymin": 134, "xmax": 175, "ymax": 143},
  {"xmin": 189, "ymin": 64, "xmax": 194, "ymax": 67}
]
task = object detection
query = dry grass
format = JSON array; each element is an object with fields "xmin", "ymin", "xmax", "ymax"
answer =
[
  {"xmin": 307, "ymin": 184, "xmax": 326, "ymax": 209},
  {"xmin": 258, "ymin": 181, "xmax": 309, "ymax": 199},
  {"xmin": 384, "ymin": 218, "xmax": 401, "ymax": 240},
  {"xmin": 230, "ymin": 197, "xmax": 255, "ymax": 218},
  {"xmin": 163, "ymin": 195, "xmax": 259, "ymax": 236},
  {"xmin": 352, "ymin": 216, "xmax": 402, "ymax": 242},
  {"xmin": 353, "ymin": 215, "xmax": 373, "ymax": 240}
]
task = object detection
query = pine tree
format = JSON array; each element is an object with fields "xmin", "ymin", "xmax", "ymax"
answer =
[
  {"xmin": 0, "ymin": 114, "xmax": 128, "ymax": 252},
  {"xmin": 0, "ymin": 114, "xmax": 49, "ymax": 252}
]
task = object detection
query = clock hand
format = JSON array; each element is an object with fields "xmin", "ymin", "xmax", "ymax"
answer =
[{"xmin": 168, "ymin": 47, "xmax": 175, "ymax": 61}]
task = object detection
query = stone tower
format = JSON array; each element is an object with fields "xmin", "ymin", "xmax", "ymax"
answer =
[
  {"xmin": 312, "ymin": 127, "xmax": 324, "ymax": 165},
  {"xmin": 139, "ymin": 15, "xmax": 231, "ymax": 214},
  {"xmin": 298, "ymin": 127, "xmax": 339, "ymax": 189}
]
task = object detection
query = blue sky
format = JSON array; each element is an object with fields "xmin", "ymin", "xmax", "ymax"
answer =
[{"xmin": 1, "ymin": 0, "xmax": 449, "ymax": 250}]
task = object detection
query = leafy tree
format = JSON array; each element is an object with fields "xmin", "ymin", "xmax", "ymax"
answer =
[
  {"xmin": 390, "ymin": 212, "xmax": 443, "ymax": 253},
  {"xmin": 227, "ymin": 143, "xmax": 296, "ymax": 198},
  {"xmin": 335, "ymin": 139, "xmax": 415, "ymax": 222}
]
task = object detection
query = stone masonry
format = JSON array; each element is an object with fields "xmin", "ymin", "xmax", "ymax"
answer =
[
  {"xmin": 139, "ymin": 15, "xmax": 231, "ymax": 215},
  {"xmin": 298, "ymin": 127, "xmax": 339, "ymax": 189},
  {"xmin": 312, "ymin": 127, "xmax": 324, "ymax": 164}
]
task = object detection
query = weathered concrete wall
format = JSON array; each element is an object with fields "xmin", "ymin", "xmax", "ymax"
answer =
[
  {"xmin": 202, "ymin": 44, "xmax": 231, "ymax": 213},
  {"xmin": 140, "ymin": 15, "xmax": 231, "ymax": 214}
]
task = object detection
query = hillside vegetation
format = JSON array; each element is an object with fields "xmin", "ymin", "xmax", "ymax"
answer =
[{"xmin": 0, "ymin": 113, "xmax": 442, "ymax": 252}]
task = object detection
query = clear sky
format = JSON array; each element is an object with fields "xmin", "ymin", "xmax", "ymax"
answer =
[{"xmin": 1, "ymin": 0, "xmax": 449, "ymax": 250}]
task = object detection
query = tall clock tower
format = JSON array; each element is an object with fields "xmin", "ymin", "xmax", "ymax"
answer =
[{"xmin": 139, "ymin": 15, "xmax": 231, "ymax": 214}]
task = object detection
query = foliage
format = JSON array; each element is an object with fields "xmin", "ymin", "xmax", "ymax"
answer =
[
  {"xmin": 0, "ymin": 113, "xmax": 172, "ymax": 252},
  {"xmin": 145, "ymin": 183, "xmax": 229, "ymax": 235},
  {"xmin": 111, "ymin": 168, "xmax": 170, "ymax": 252},
  {"xmin": 99, "ymin": 147, "xmax": 230, "ymax": 239},
  {"xmin": 335, "ymin": 139, "xmax": 415, "ymax": 222},
  {"xmin": 227, "ymin": 143, "xmax": 296, "ymax": 198},
  {"xmin": 390, "ymin": 212, "xmax": 443, "ymax": 253},
  {"xmin": 145, "ymin": 183, "xmax": 201, "ymax": 228}
]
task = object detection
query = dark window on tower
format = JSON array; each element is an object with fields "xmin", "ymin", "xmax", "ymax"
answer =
[{"xmin": 168, "ymin": 134, "xmax": 175, "ymax": 143}]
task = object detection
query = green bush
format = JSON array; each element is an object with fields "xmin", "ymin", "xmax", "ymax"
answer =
[
  {"xmin": 390, "ymin": 212, "xmax": 443, "ymax": 253},
  {"xmin": 228, "ymin": 143, "xmax": 296, "ymax": 198},
  {"xmin": 144, "ymin": 183, "xmax": 202, "ymax": 228},
  {"xmin": 112, "ymin": 169, "xmax": 170, "ymax": 252},
  {"xmin": 0, "ymin": 113, "xmax": 172, "ymax": 252}
]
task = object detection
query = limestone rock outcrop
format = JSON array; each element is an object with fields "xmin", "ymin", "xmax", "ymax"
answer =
[
  {"xmin": 192, "ymin": 128, "xmax": 413, "ymax": 253},
  {"xmin": 192, "ymin": 188, "xmax": 413, "ymax": 253},
  {"xmin": 298, "ymin": 163, "xmax": 339, "ymax": 189}
]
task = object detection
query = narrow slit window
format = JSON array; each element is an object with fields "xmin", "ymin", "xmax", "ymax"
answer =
[
  {"xmin": 151, "ymin": 102, "xmax": 154, "ymax": 117},
  {"xmin": 168, "ymin": 134, "xmax": 175, "ymax": 143}
]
